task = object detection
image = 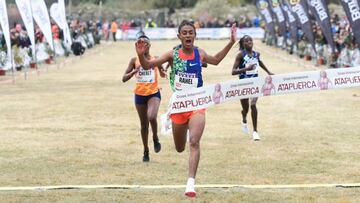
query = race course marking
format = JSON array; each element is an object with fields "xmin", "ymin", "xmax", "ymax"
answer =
[{"xmin": 1, "ymin": 183, "xmax": 359, "ymax": 192}]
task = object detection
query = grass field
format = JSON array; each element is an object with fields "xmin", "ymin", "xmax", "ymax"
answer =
[{"xmin": 0, "ymin": 40, "xmax": 359, "ymax": 202}]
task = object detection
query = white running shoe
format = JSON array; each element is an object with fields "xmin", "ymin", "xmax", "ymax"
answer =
[
  {"xmin": 242, "ymin": 122, "xmax": 249, "ymax": 135},
  {"xmin": 253, "ymin": 131, "xmax": 260, "ymax": 141},
  {"xmin": 184, "ymin": 178, "xmax": 196, "ymax": 198}
]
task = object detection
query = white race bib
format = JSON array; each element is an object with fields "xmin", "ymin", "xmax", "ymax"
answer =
[
  {"xmin": 175, "ymin": 72, "xmax": 198, "ymax": 91},
  {"xmin": 136, "ymin": 67, "xmax": 155, "ymax": 83},
  {"xmin": 245, "ymin": 58, "xmax": 259, "ymax": 75}
]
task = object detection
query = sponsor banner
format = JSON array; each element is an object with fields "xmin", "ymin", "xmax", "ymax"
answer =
[
  {"xmin": 169, "ymin": 67, "xmax": 360, "ymax": 114},
  {"xmin": 196, "ymin": 28, "xmax": 229, "ymax": 39},
  {"xmin": 256, "ymin": 0, "xmax": 276, "ymax": 37},
  {"xmin": 281, "ymin": 0, "xmax": 298, "ymax": 43},
  {"xmin": 340, "ymin": 0, "xmax": 360, "ymax": 49},
  {"xmin": 285, "ymin": 0, "xmax": 316, "ymax": 52},
  {"xmin": 307, "ymin": 0, "xmax": 335, "ymax": 52},
  {"xmin": 16, "ymin": 0, "xmax": 36, "ymax": 59},
  {"xmin": 237, "ymin": 27, "xmax": 265, "ymax": 39},
  {"xmin": 269, "ymin": 0, "xmax": 287, "ymax": 38},
  {"xmin": 31, "ymin": 0, "xmax": 54, "ymax": 51},
  {"xmin": 126, "ymin": 28, "xmax": 264, "ymax": 40},
  {"xmin": 128, "ymin": 28, "xmax": 177, "ymax": 40},
  {"xmin": 0, "ymin": 0, "xmax": 12, "ymax": 69}
]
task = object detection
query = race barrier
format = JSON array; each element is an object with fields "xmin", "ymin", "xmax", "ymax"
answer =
[
  {"xmin": 170, "ymin": 67, "xmax": 360, "ymax": 114},
  {"xmin": 161, "ymin": 67, "xmax": 360, "ymax": 134},
  {"xmin": 118, "ymin": 27, "xmax": 265, "ymax": 40}
]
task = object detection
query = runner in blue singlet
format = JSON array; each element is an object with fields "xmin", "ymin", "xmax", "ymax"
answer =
[
  {"xmin": 232, "ymin": 35, "xmax": 273, "ymax": 141},
  {"xmin": 135, "ymin": 20, "xmax": 237, "ymax": 198}
]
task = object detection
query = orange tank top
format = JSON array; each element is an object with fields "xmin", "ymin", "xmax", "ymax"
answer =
[{"xmin": 134, "ymin": 56, "xmax": 159, "ymax": 96}]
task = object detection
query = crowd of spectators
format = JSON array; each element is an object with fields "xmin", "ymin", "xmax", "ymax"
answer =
[
  {"xmin": 0, "ymin": 18, "xmax": 102, "ymax": 70},
  {"xmin": 263, "ymin": 13, "xmax": 360, "ymax": 68},
  {"xmin": 0, "ymin": 14, "xmax": 262, "ymax": 71}
]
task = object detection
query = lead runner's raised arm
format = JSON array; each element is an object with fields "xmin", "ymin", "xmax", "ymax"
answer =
[{"xmin": 201, "ymin": 23, "xmax": 237, "ymax": 65}]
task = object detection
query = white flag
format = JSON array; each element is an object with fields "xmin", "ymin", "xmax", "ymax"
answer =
[
  {"xmin": 58, "ymin": 0, "xmax": 72, "ymax": 47},
  {"xmin": 50, "ymin": 3, "xmax": 62, "ymax": 29},
  {"xmin": 0, "ymin": 0, "xmax": 12, "ymax": 70},
  {"xmin": 50, "ymin": 1, "xmax": 72, "ymax": 48},
  {"xmin": 15, "ymin": 0, "xmax": 36, "ymax": 59},
  {"xmin": 31, "ymin": 0, "xmax": 54, "ymax": 51}
]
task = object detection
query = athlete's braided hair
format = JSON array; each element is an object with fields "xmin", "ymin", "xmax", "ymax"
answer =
[{"xmin": 178, "ymin": 20, "xmax": 196, "ymax": 34}]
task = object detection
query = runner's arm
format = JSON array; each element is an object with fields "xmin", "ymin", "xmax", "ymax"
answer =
[
  {"xmin": 122, "ymin": 57, "xmax": 138, "ymax": 82},
  {"xmin": 258, "ymin": 53, "xmax": 273, "ymax": 75},
  {"xmin": 165, "ymin": 62, "xmax": 171, "ymax": 72},
  {"xmin": 158, "ymin": 64, "xmax": 167, "ymax": 78},
  {"xmin": 201, "ymin": 24, "xmax": 236, "ymax": 65}
]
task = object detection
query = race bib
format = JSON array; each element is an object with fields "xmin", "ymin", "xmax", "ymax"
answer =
[
  {"xmin": 245, "ymin": 58, "xmax": 259, "ymax": 75},
  {"xmin": 175, "ymin": 72, "xmax": 198, "ymax": 91},
  {"xmin": 136, "ymin": 67, "xmax": 155, "ymax": 83}
]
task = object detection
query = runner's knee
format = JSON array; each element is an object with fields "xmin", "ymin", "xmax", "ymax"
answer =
[
  {"xmin": 140, "ymin": 122, "xmax": 149, "ymax": 131},
  {"xmin": 176, "ymin": 145, "xmax": 185, "ymax": 153},
  {"xmin": 189, "ymin": 138, "xmax": 200, "ymax": 149},
  {"xmin": 147, "ymin": 113, "xmax": 157, "ymax": 122},
  {"xmin": 251, "ymin": 105, "xmax": 257, "ymax": 111}
]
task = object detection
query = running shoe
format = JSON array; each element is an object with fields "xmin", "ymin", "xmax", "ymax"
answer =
[
  {"xmin": 252, "ymin": 131, "xmax": 260, "ymax": 141},
  {"xmin": 184, "ymin": 178, "xmax": 196, "ymax": 197},
  {"xmin": 153, "ymin": 139, "xmax": 161, "ymax": 153},
  {"xmin": 242, "ymin": 122, "xmax": 249, "ymax": 135},
  {"xmin": 143, "ymin": 150, "xmax": 150, "ymax": 162}
]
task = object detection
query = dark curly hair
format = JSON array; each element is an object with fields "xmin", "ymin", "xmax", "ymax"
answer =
[{"xmin": 178, "ymin": 20, "xmax": 196, "ymax": 34}]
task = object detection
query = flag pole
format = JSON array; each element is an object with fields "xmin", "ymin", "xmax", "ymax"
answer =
[
  {"xmin": 10, "ymin": 46, "xmax": 15, "ymax": 84},
  {"xmin": 49, "ymin": 21, "xmax": 57, "ymax": 70},
  {"xmin": 29, "ymin": 0, "xmax": 39, "ymax": 76},
  {"xmin": 68, "ymin": 0, "xmax": 72, "ymax": 16},
  {"xmin": 24, "ymin": 43, "xmax": 28, "ymax": 80}
]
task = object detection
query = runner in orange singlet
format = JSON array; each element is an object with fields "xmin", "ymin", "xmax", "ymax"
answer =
[{"xmin": 122, "ymin": 35, "xmax": 165, "ymax": 162}]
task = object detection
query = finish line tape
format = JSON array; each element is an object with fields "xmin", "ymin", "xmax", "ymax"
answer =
[
  {"xmin": 169, "ymin": 67, "xmax": 360, "ymax": 114},
  {"xmin": 0, "ymin": 183, "xmax": 359, "ymax": 192},
  {"xmin": 160, "ymin": 66, "xmax": 360, "ymax": 134}
]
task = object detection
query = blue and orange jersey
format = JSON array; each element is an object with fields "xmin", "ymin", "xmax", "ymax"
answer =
[{"xmin": 170, "ymin": 46, "xmax": 203, "ymax": 92}]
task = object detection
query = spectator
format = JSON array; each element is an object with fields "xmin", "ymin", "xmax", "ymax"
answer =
[
  {"xmin": 145, "ymin": 18, "xmax": 157, "ymax": 28},
  {"xmin": 130, "ymin": 20, "xmax": 137, "ymax": 28},
  {"xmin": 252, "ymin": 16, "xmax": 260, "ymax": 27},
  {"xmin": 111, "ymin": 20, "xmax": 118, "ymax": 42},
  {"xmin": 121, "ymin": 19, "xmax": 130, "ymax": 40},
  {"xmin": 52, "ymin": 23, "xmax": 60, "ymax": 40},
  {"xmin": 165, "ymin": 19, "xmax": 175, "ymax": 28},
  {"xmin": 102, "ymin": 20, "xmax": 110, "ymax": 41}
]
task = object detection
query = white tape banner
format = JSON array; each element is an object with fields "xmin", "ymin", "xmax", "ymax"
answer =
[{"xmin": 169, "ymin": 67, "xmax": 360, "ymax": 114}]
